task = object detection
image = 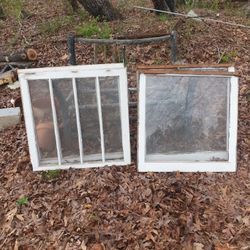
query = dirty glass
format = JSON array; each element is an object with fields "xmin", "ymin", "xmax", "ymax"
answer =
[
  {"xmin": 28, "ymin": 80, "xmax": 57, "ymax": 163},
  {"xmin": 52, "ymin": 79, "xmax": 80, "ymax": 164},
  {"xmin": 145, "ymin": 75, "xmax": 229, "ymax": 161},
  {"xmin": 99, "ymin": 76, "xmax": 123, "ymax": 160},
  {"xmin": 76, "ymin": 78, "xmax": 102, "ymax": 161}
]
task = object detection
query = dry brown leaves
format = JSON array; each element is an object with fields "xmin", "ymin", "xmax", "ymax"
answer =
[{"xmin": 0, "ymin": 0, "xmax": 250, "ymax": 249}]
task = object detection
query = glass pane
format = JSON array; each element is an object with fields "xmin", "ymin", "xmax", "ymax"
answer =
[
  {"xmin": 76, "ymin": 78, "xmax": 102, "ymax": 161},
  {"xmin": 99, "ymin": 76, "xmax": 123, "ymax": 161},
  {"xmin": 28, "ymin": 80, "xmax": 57, "ymax": 162},
  {"xmin": 145, "ymin": 75, "xmax": 229, "ymax": 161},
  {"xmin": 52, "ymin": 79, "xmax": 80, "ymax": 164}
]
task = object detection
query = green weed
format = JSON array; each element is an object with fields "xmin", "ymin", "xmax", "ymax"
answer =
[
  {"xmin": 154, "ymin": 58, "xmax": 165, "ymax": 65},
  {"xmin": 16, "ymin": 196, "xmax": 28, "ymax": 206},
  {"xmin": 100, "ymin": 22, "xmax": 112, "ymax": 39},
  {"xmin": 182, "ymin": 19, "xmax": 197, "ymax": 39},
  {"xmin": 77, "ymin": 10, "xmax": 88, "ymax": 21},
  {"xmin": 0, "ymin": 0, "xmax": 23, "ymax": 19},
  {"xmin": 178, "ymin": 0, "xmax": 221, "ymax": 11},
  {"xmin": 89, "ymin": 212, "xmax": 100, "ymax": 222},
  {"xmin": 76, "ymin": 19, "xmax": 112, "ymax": 38},
  {"xmin": 76, "ymin": 21, "xmax": 99, "ymax": 37},
  {"xmin": 208, "ymin": 0, "xmax": 220, "ymax": 11},
  {"xmin": 117, "ymin": 0, "xmax": 127, "ymax": 11},
  {"xmin": 192, "ymin": 1, "xmax": 218, "ymax": 11},
  {"xmin": 9, "ymin": 33, "xmax": 19, "ymax": 46},
  {"xmin": 159, "ymin": 14, "xmax": 169, "ymax": 22},
  {"xmin": 42, "ymin": 170, "xmax": 61, "ymax": 180},
  {"xmin": 219, "ymin": 51, "xmax": 237, "ymax": 63},
  {"xmin": 39, "ymin": 15, "xmax": 75, "ymax": 35},
  {"xmin": 223, "ymin": 2, "xmax": 248, "ymax": 18},
  {"xmin": 177, "ymin": 0, "xmax": 195, "ymax": 8}
]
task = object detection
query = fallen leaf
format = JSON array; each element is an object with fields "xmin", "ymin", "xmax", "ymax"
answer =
[
  {"xmin": 90, "ymin": 243, "xmax": 104, "ymax": 250},
  {"xmin": 193, "ymin": 242, "xmax": 204, "ymax": 250},
  {"xmin": 84, "ymin": 204, "xmax": 92, "ymax": 209},
  {"xmin": 16, "ymin": 214, "xmax": 24, "ymax": 221},
  {"xmin": 6, "ymin": 207, "xmax": 17, "ymax": 221},
  {"xmin": 3, "ymin": 207, "xmax": 17, "ymax": 232},
  {"xmin": 14, "ymin": 239, "xmax": 19, "ymax": 250},
  {"xmin": 221, "ymin": 185, "xmax": 228, "ymax": 197},
  {"xmin": 215, "ymin": 243, "xmax": 233, "ymax": 250},
  {"xmin": 60, "ymin": 54, "xmax": 69, "ymax": 60},
  {"xmin": 144, "ymin": 188, "xmax": 152, "ymax": 197},
  {"xmin": 242, "ymin": 216, "xmax": 250, "ymax": 226},
  {"xmin": 81, "ymin": 241, "xmax": 87, "ymax": 250},
  {"xmin": 64, "ymin": 216, "xmax": 68, "ymax": 227},
  {"xmin": 245, "ymin": 207, "xmax": 250, "ymax": 214}
]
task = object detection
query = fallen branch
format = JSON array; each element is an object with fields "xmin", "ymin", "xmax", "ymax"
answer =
[{"xmin": 134, "ymin": 6, "xmax": 250, "ymax": 29}]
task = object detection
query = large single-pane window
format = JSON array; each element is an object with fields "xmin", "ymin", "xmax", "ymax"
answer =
[
  {"xmin": 138, "ymin": 68, "xmax": 238, "ymax": 172},
  {"xmin": 19, "ymin": 64, "xmax": 131, "ymax": 171}
]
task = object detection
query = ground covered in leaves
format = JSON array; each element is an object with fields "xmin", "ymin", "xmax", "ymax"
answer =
[{"xmin": 0, "ymin": 0, "xmax": 250, "ymax": 249}]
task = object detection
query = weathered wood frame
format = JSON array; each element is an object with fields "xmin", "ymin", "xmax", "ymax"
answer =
[
  {"xmin": 19, "ymin": 64, "xmax": 131, "ymax": 171},
  {"xmin": 138, "ymin": 69, "xmax": 238, "ymax": 172}
]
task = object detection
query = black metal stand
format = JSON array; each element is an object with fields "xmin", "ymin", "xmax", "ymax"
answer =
[{"xmin": 67, "ymin": 31, "xmax": 178, "ymax": 65}]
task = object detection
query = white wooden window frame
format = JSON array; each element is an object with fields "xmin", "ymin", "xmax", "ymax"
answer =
[
  {"xmin": 19, "ymin": 63, "xmax": 131, "ymax": 171},
  {"xmin": 138, "ymin": 71, "xmax": 238, "ymax": 172}
]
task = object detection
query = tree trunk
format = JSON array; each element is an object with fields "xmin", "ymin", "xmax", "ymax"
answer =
[
  {"xmin": 166, "ymin": 0, "xmax": 175, "ymax": 12},
  {"xmin": 77, "ymin": 0, "xmax": 121, "ymax": 21},
  {"xmin": 69, "ymin": 0, "xmax": 79, "ymax": 12},
  {"xmin": 151, "ymin": 0, "xmax": 175, "ymax": 13},
  {"xmin": 0, "ymin": 6, "xmax": 6, "ymax": 20}
]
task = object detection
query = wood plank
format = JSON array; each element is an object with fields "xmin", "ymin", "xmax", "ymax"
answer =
[
  {"xmin": 137, "ymin": 63, "xmax": 234, "ymax": 70},
  {"xmin": 137, "ymin": 69, "xmax": 238, "ymax": 76},
  {"xmin": 0, "ymin": 69, "xmax": 17, "ymax": 85}
]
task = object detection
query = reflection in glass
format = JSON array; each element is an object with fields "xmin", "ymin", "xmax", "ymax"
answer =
[
  {"xmin": 28, "ymin": 80, "xmax": 57, "ymax": 162},
  {"xmin": 52, "ymin": 79, "xmax": 80, "ymax": 163},
  {"xmin": 99, "ymin": 76, "xmax": 123, "ymax": 160},
  {"xmin": 145, "ymin": 76, "xmax": 229, "ymax": 161},
  {"xmin": 76, "ymin": 78, "xmax": 102, "ymax": 161}
]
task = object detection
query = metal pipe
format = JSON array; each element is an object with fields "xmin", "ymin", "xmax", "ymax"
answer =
[
  {"xmin": 67, "ymin": 35, "xmax": 77, "ymax": 65},
  {"xmin": 75, "ymin": 35, "xmax": 172, "ymax": 45}
]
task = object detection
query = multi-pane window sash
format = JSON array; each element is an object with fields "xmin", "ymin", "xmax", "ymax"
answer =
[
  {"xmin": 138, "ymin": 66, "xmax": 238, "ymax": 172},
  {"xmin": 19, "ymin": 64, "xmax": 131, "ymax": 171}
]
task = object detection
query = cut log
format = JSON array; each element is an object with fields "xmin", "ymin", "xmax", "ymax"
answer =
[
  {"xmin": 0, "ymin": 69, "xmax": 18, "ymax": 85},
  {"xmin": 0, "ymin": 48, "xmax": 38, "ymax": 62}
]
